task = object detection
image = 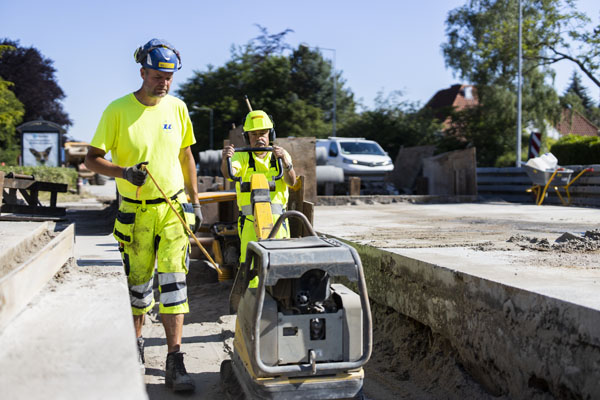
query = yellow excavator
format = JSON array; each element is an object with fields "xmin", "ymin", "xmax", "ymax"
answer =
[{"xmin": 221, "ymin": 147, "xmax": 373, "ymax": 400}]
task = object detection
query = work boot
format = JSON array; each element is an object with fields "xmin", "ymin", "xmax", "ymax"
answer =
[
  {"xmin": 165, "ymin": 351, "xmax": 195, "ymax": 392},
  {"xmin": 137, "ymin": 337, "xmax": 145, "ymax": 374}
]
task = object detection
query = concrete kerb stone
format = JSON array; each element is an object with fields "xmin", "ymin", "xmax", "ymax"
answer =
[{"xmin": 325, "ymin": 235, "xmax": 600, "ymax": 400}]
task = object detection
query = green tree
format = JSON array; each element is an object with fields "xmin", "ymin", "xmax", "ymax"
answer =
[
  {"xmin": 0, "ymin": 39, "xmax": 71, "ymax": 127},
  {"xmin": 441, "ymin": 0, "xmax": 571, "ymax": 165},
  {"xmin": 0, "ymin": 44, "xmax": 24, "ymax": 164},
  {"xmin": 560, "ymin": 71, "xmax": 600, "ymax": 126},
  {"xmin": 176, "ymin": 28, "xmax": 355, "ymax": 155},
  {"xmin": 338, "ymin": 91, "xmax": 442, "ymax": 160}
]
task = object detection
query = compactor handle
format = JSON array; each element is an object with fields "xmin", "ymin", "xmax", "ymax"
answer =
[
  {"xmin": 225, "ymin": 147, "xmax": 284, "ymax": 183},
  {"xmin": 268, "ymin": 210, "xmax": 316, "ymax": 238}
]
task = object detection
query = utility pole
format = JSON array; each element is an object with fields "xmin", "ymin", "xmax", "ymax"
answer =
[{"xmin": 516, "ymin": 0, "xmax": 523, "ymax": 167}]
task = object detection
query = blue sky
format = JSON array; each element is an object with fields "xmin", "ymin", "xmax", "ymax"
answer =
[{"xmin": 2, "ymin": 0, "xmax": 599, "ymax": 143}]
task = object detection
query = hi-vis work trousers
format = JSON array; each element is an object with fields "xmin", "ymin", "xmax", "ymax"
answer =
[
  {"xmin": 113, "ymin": 192, "xmax": 195, "ymax": 315},
  {"xmin": 238, "ymin": 209, "xmax": 289, "ymax": 288}
]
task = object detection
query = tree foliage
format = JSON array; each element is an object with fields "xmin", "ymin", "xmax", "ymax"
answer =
[
  {"xmin": 176, "ymin": 28, "xmax": 355, "ymax": 154},
  {"xmin": 0, "ymin": 39, "xmax": 71, "ymax": 127},
  {"xmin": 560, "ymin": 71, "xmax": 600, "ymax": 126},
  {"xmin": 338, "ymin": 91, "xmax": 442, "ymax": 160},
  {"xmin": 444, "ymin": 0, "xmax": 599, "ymax": 88},
  {"xmin": 0, "ymin": 44, "xmax": 25, "ymax": 163},
  {"xmin": 441, "ymin": 0, "xmax": 577, "ymax": 165}
]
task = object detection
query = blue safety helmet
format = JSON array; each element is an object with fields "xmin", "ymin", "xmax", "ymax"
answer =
[{"xmin": 133, "ymin": 39, "xmax": 182, "ymax": 72}]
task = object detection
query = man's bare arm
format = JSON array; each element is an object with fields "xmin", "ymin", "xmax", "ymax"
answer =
[
  {"xmin": 179, "ymin": 146, "xmax": 199, "ymax": 204},
  {"xmin": 84, "ymin": 146, "xmax": 125, "ymax": 178}
]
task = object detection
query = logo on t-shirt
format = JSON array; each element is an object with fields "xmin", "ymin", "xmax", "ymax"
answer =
[{"xmin": 162, "ymin": 122, "xmax": 172, "ymax": 132}]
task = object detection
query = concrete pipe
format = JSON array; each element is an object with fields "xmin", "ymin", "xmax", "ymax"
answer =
[
  {"xmin": 316, "ymin": 165, "xmax": 344, "ymax": 185},
  {"xmin": 316, "ymin": 146, "xmax": 328, "ymax": 165},
  {"xmin": 198, "ymin": 150, "xmax": 223, "ymax": 176}
]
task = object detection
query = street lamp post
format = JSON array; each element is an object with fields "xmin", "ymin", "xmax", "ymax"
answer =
[
  {"xmin": 300, "ymin": 44, "xmax": 337, "ymax": 137},
  {"xmin": 192, "ymin": 105, "xmax": 214, "ymax": 150},
  {"xmin": 516, "ymin": 0, "xmax": 523, "ymax": 167}
]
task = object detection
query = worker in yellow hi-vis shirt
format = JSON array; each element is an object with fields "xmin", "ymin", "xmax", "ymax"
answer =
[
  {"xmin": 84, "ymin": 39, "xmax": 199, "ymax": 393},
  {"xmin": 220, "ymin": 110, "xmax": 296, "ymax": 288}
]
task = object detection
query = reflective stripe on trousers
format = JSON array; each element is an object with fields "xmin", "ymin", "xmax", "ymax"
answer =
[
  {"xmin": 130, "ymin": 278, "xmax": 154, "ymax": 310},
  {"xmin": 158, "ymin": 272, "xmax": 188, "ymax": 308}
]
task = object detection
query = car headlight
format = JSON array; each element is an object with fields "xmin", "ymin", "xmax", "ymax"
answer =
[
  {"xmin": 384, "ymin": 159, "xmax": 393, "ymax": 166},
  {"xmin": 342, "ymin": 158, "xmax": 357, "ymax": 164}
]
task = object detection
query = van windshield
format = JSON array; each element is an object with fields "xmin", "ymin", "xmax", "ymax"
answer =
[{"xmin": 339, "ymin": 142, "xmax": 385, "ymax": 155}]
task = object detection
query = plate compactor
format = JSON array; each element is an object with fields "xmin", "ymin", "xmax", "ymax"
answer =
[{"xmin": 221, "ymin": 209, "xmax": 373, "ymax": 400}]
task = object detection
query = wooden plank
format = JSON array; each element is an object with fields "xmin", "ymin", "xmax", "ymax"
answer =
[
  {"xmin": 477, "ymin": 167, "xmax": 525, "ymax": 174},
  {"xmin": 196, "ymin": 191, "xmax": 236, "ymax": 204},
  {"xmin": 0, "ymin": 204, "xmax": 66, "ymax": 216},
  {"xmin": 0, "ymin": 215, "xmax": 65, "ymax": 222},
  {"xmin": 31, "ymin": 181, "xmax": 68, "ymax": 193},
  {"xmin": 302, "ymin": 201, "xmax": 315, "ymax": 237},
  {"xmin": 0, "ymin": 223, "xmax": 74, "ymax": 331},
  {"xmin": 2, "ymin": 178, "xmax": 35, "ymax": 190},
  {"xmin": 288, "ymin": 176, "xmax": 305, "ymax": 238},
  {"xmin": 572, "ymin": 176, "xmax": 600, "ymax": 185},
  {"xmin": 478, "ymin": 184, "xmax": 533, "ymax": 193},
  {"xmin": 563, "ymin": 186, "xmax": 600, "ymax": 195},
  {"xmin": 478, "ymin": 175, "xmax": 532, "ymax": 184}
]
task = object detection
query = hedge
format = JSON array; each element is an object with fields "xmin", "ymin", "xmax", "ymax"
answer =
[
  {"xmin": 0, "ymin": 166, "xmax": 78, "ymax": 188},
  {"xmin": 549, "ymin": 135, "xmax": 600, "ymax": 165}
]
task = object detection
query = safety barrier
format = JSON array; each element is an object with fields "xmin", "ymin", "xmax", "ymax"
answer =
[{"xmin": 477, "ymin": 165, "xmax": 600, "ymax": 207}]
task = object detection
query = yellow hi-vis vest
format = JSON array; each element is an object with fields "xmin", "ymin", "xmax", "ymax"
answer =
[{"xmin": 230, "ymin": 151, "xmax": 291, "ymax": 216}]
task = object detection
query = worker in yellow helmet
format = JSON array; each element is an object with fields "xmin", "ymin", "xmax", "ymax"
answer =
[{"xmin": 221, "ymin": 110, "xmax": 296, "ymax": 286}]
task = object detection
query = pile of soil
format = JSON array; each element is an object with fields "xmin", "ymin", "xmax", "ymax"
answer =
[{"xmin": 508, "ymin": 230, "xmax": 600, "ymax": 253}]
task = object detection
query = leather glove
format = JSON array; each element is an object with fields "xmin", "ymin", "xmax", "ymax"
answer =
[
  {"xmin": 123, "ymin": 161, "xmax": 148, "ymax": 186},
  {"xmin": 193, "ymin": 203, "xmax": 203, "ymax": 233}
]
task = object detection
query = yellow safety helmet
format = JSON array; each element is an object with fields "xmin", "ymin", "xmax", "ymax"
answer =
[
  {"xmin": 242, "ymin": 110, "xmax": 276, "ymax": 144},
  {"xmin": 243, "ymin": 110, "xmax": 273, "ymax": 132}
]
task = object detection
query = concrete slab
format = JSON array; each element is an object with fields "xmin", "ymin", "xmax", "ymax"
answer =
[
  {"xmin": 315, "ymin": 202, "xmax": 600, "ymax": 310},
  {"xmin": 0, "ymin": 221, "xmax": 49, "ymax": 273},
  {"xmin": 0, "ymin": 224, "xmax": 147, "ymax": 399},
  {"xmin": 314, "ymin": 201, "xmax": 600, "ymax": 399}
]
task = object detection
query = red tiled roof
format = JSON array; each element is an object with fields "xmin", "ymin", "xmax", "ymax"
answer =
[
  {"xmin": 426, "ymin": 84, "xmax": 479, "ymax": 130},
  {"xmin": 556, "ymin": 109, "xmax": 599, "ymax": 137},
  {"xmin": 426, "ymin": 84, "xmax": 478, "ymax": 111}
]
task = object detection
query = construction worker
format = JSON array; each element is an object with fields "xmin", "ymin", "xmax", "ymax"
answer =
[
  {"xmin": 221, "ymin": 110, "xmax": 296, "ymax": 286},
  {"xmin": 84, "ymin": 38, "xmax": 200, "ymax": 393}
]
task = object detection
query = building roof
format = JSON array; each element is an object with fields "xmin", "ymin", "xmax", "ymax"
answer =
[
  {"xmin": 555, "ymin": 108, "xmax": 599, "ymax": 137},
  {"xmin": 426, "ymin": 84, "xmax": 478, "ymax": 111},
  {"xmin": 425, "ymin": 84, "xmax": 478, "ymax": 130}
]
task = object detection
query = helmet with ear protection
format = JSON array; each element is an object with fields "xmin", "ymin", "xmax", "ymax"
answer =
[
  {"xmin": 242, "ymin": 110, "xmax": 276, "ymax": 145},
  {"xmin": 133, "ymin": 38, "xmax": 182, "ymax": 72}
]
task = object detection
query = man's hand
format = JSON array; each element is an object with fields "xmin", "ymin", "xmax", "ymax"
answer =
[
  {"xmin": 272, "ymin": 146, "xmax": 290, "ymax": 167},
  {"xmin": 193, "ymin": 203, "xmax": 203, "ymax": 233},
  {"xmin": 123, "ymin": 161, "xmax": 149, "ymax": 186},
  {"xmin": 222, "ymin": 145, "xmax": 235, "ymax": 159}
]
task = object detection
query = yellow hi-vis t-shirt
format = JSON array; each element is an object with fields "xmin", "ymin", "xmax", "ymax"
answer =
[{"xmin": 91, "ymin": 93, "xmax": 195, "ymax": 200}]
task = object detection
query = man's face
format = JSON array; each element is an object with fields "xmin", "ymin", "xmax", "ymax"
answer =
[
  {"xmin": 249, "ymin": 129, "xmax": 269, "ymax": 147},
  {"xmin": 141, "ymin": 68, "xmax": 174, "ymax": 98}
]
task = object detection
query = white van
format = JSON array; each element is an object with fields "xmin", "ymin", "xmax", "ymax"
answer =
[{"xmin": 316, "ymin": 137, "xmax": 394, "ymax": 181}]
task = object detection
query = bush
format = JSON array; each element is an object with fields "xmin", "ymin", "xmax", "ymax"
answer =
[
  {"xmin": 0, "ymin": 165, "xmax": 78, "ymax": 188},
  {"xmin": 550, "ymin": 135, "xmax": 600, "ymax": 165}
]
